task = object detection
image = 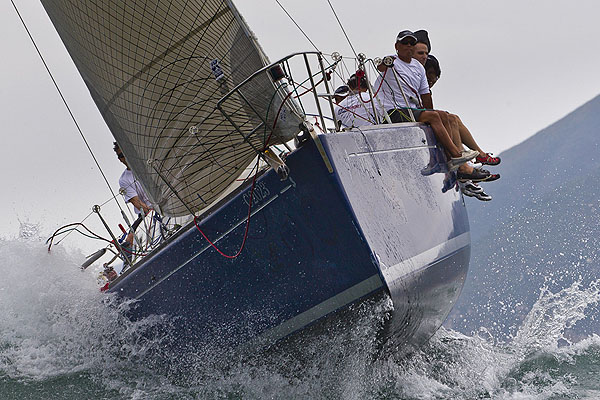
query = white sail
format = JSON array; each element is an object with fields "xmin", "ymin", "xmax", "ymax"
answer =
[{"xmin": 40, "ymin": 0, "xmax": 305, "ymax": 216}]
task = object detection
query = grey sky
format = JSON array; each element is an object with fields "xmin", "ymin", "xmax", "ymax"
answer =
[{"xmin": 2, "ymin": 0, "xmax": 600, "ymax": 249}]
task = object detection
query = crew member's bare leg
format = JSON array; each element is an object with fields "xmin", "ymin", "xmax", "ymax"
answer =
[{"xmin": 418, "ymin": 111, "xmax": 462, "ymax": 158}]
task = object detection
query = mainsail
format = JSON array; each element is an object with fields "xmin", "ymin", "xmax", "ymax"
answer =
[{"xmin": 40, "ymin": 0, "xmax": 305, "ymax": 216}]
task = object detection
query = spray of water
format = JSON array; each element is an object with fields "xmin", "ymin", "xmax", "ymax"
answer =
[{"xmin": 1, "ymin": 229, "xmax": 600, "ymax": 399}]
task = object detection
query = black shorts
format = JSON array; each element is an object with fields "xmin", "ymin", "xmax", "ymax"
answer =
[
  {"xmin": 386, "ymin": 108, "xmax": 424, "ymax": 123},
  {"xmin": 131, "ymin": 213, "xmax": 144, "ymax": 231}
]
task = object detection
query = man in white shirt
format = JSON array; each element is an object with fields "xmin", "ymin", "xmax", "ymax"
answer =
[
  {"xmin": 335, "ymin": 74, "xmax": 382, "ymax": 128},
  {"xmin": 375, "ymin": 30, "xmax": 483, "ymax": 175},
  {"xmin": 114, "ymin": 143, "xmax": 151, "ymax": 250}
]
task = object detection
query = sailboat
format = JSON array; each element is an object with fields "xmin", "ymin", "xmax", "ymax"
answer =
[{"xmin": 40, "ymin": 0, "xmax": 471, "ymax": 351}]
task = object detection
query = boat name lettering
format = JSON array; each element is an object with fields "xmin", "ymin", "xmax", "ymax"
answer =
[{"xmin": 242, "ymin": 182, "xmax": 271, "ymax": 206}]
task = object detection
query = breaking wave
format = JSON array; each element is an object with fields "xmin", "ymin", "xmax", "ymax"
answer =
[{"xmin": 1, "ymin": 230, "xmax": 599, "ymax": 399}]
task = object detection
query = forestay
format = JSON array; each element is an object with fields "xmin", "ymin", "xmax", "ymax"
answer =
[{"xmin": 41, "ymin": 0, "xmax": 305, "ymax": 216}]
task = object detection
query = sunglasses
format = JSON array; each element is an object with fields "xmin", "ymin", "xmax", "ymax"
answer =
[{"xmin": 399, "ymin": 38, "xmax": 417, "ymax": 46}]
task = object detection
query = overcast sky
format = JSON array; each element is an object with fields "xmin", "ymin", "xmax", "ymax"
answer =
[{"xmin": 2, "ymin": 0, "xmax": 600, "ymax": 250}]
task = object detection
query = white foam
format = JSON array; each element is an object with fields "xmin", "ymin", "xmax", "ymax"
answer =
[{"xmin": 1, "ymin": 233, "xmax": 599, "ymax": 399}]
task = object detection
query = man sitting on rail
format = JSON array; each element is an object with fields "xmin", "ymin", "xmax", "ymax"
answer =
[
  {"xmin": 414, "ymin": 34, "xmax": 500, "ymax": 168},
  {"xmin": 375, "ymin": 30, "xmax": 487, "ymax": 178},
  {"xmin": 424, "ymin": 55, "xmax": 499, "ymax": 200}
]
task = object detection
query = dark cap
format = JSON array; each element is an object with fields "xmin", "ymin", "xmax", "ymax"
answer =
[
  {"xmin": 396, "ymin": 30, "xmax": 417, "ymax": 42},
  {"xmin": 334, "ymin": 85, "xmax": 350, "ymax": 97},
  {"xmin": 425, "ymin": 54, "xmax": 441, "ymax": 77},
  {"xmin": 413, "ymin": 30, "xmax": 431, "ymax": 52}
]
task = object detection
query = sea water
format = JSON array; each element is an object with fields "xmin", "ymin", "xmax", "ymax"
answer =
[{"xmin": 1, "ymin": 229, "xmax": 600, "ymax": 400}]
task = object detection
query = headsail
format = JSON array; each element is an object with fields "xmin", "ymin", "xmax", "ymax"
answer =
[{"xmin": 41, "ymin": 0, "xmax": 305, "ymax": 216}]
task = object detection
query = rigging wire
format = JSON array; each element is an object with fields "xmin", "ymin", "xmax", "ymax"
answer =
[
  {"xmin": 325, "ymin": 0, "xmax": 358, "ymax": 59},
  {"xmin": 10, "ymin": 0, "xmax": 125, "ymax": 218},
  {"xmin": 53, "ymin": 190, "xmax": 126, "ymax": 246},
  {"xmin": 191, "ymin": 79, "xmax": 297, "ymax": 259},
  {"xmin": 274, "ymin": 0, "xmax": 320, "ymax": 52}
]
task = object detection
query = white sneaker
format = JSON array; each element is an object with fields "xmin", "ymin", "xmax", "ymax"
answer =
[
  {"xmin": 463, "ymin": 180, "xmax": 484, "ymax": 193},
  {"xmin": 462, "ymin": 184, "xmax": 492, "ymax": 201},
  {"xmin": 447, "ymin": 150, "xmax": 479, "ymax": 171}
]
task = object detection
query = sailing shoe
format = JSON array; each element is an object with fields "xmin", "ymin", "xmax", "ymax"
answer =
[
  {"xmin": 480, "ymin": 172, "xmax": 501, "ymax": 182},
  {"xmin": 475, "ymin": 168, "xmax": 501, "ymax": 182},
  {"xmin": 441, "ymin": 172, "xmax": 457, "ymax": 193},
  {"xmin": 421, "ymin": 162, "xmax": 442, "ymax": 176},
  {"xmin": 461, "ymin": 182, "xmax": 492, "ymax": 201},
  {"xmin": 457, "ymin": 167, "xmax": 490, "ymax": 182},
  {"xmin": 447, "ymin": 149, "xmax": 480, "ymax": 172},
  {"xmin": 476, "ymin": 191, "xmax": 493, "ymax": 201},
  {"xmin": 464, "ymin": 188, "xmax": 492, "ymax": 201},
  {"xmin": 475, "ymin": 153, "xmax": 501, "ymax": 166},
  {"xmin": 463, "ymin": 180, "xmax": 484, "ymax": 193}
]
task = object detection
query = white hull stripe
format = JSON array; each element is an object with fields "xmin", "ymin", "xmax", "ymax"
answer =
[
  {"xmin": 381, "ymin": 232, "xmax": 471, "ymax": 285},
  {"xmin": 348, "ymin": 145, "xmax": 435, "ymax": 158},
  {"xmin": 245, "ymin": 273, "xmax": 384, "ymax": 348},
  {"xmin": 250, "ymin": 233, "xmax": 469, "ymax": 347}
]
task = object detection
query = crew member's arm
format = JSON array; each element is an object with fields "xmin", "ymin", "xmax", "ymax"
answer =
[
  {"xmin": 421, "ymin": 93, "xmax": 434, "ymax": 110},
  {"xmin": 129, "ymin": 196, "xmax": 150, "ymax": 215}
]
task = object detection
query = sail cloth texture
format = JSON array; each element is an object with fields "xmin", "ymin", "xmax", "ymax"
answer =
[{"xmin": 41, "ymin": 0, "xmax": 305, "ymax": 216}]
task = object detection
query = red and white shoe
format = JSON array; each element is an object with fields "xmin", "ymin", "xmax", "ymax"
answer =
[{"xmin": 475, "ymin": 153, "xmax": 501, "ymax": 166}]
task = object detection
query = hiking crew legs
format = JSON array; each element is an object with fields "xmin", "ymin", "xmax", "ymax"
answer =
[
  {"xmin": 417, "ymin": 110, "xmax": 461, "ymax": 158},
  {"xmin": 452, "ymin": 114, "xmax": 485, "ymax": 155}
]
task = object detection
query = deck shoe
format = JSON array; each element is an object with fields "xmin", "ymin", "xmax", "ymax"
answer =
[
  {"xmin": 480, "ymin": 172, "xmax": 500, "ymax": 182},
  {"xmin": 463, "ymin": 180, "xmax": 484, "ymax": 193},
  {"xmin": 461, "ymin": 183, "xmax": 492, "ymax": 201},
  {"xmin": 464, "ymin": 189, "xmax": 492, "ymax": 201},
  {"xmin": 457, "ymin": 167, "xmax": 490, "ymax": 182},
  {"xmin": 421, "ymin": 162, "xmax": 442, "ymax": 176},
  {"xmin": 475, "ymin": 153, "xmax": 501, "ymax": 166},
  {"xmin": 475, "ymin": 191, "xmax": 493, "ymax": 201},
  {"xmin": 441, "ymin": 172, "xmax": 457, "ymax": 193},
  {"xmin": 474, "ymin": 168, "xmax": 500, "ymax": 182},
  {"xmin": 447, "ymin": 149, "xmax": 479, "ymax": 172}
]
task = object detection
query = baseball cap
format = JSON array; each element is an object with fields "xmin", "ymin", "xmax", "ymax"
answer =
[
  {"xmin": 396, "ymin": 30, "xmax": 417, "ymax": 42},
  {"xmin": 334, "ymin": 85, "xmax": 350, "ymax": 97},
  {"xmin": 413, "ymin": 30, "xmax": 431, "ymax": 51}
]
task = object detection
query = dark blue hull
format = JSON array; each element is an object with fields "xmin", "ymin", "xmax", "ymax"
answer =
[{"xmin": 109, "ymin": 123, "xmax": 470, "ymax": 351}]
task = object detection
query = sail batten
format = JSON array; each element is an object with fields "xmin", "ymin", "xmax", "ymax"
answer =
[{"xmin": 41, "ymin": 0, "xmax": 304, "ymax": 216}]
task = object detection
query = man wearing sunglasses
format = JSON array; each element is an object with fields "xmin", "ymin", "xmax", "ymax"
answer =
[{"xmin": 375, "ymin": 30, "xmax": 487, "ymax": 180}]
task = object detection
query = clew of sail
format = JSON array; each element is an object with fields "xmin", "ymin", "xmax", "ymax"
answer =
[{"xmin": 40, "ymin": 0, "xmax": 305, "ymax": 216}]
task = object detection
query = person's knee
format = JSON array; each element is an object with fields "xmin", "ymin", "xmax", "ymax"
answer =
[
  {"xmin": 439, "ymin": 110, "xmax": 450, "ymax": 118},
  {"xmin": 448, "ymin": 113, "xmax": 459, "ymax": 128},
  {"xmin": 419, "ymin": 110, "xmax": 440, "ymax": 124}
]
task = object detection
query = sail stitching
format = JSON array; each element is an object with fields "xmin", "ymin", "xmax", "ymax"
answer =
[{"xmin": 103, "ymin": 6, "xmax": 230, "ymax": 113}]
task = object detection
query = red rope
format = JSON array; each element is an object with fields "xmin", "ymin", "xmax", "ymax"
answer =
[
  {"xmin": 193, "ymin": 164, "xmax": 259, "ymax": 259},
  {"xmin": 358, "ymin": 68, "xmax": 387, "ymax": 104},
  {"xmin": 192, "ymin": 88, "xmax": 295, "ymax": 259},
  {"xmin": 373, "ymin": 68, "xmax": 387, "ymax": 96}
]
